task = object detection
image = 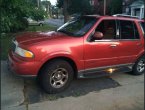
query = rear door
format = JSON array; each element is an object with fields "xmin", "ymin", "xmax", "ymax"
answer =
[{"xmin": 116, "ymin": 20, "xmax": 143, "ymax": 64}]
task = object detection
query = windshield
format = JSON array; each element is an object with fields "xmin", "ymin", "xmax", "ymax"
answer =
[{"xmin": 57, "ymin": 17, "xmax": 97, "ymax": 37}]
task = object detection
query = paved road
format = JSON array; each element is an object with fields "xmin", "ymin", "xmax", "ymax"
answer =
[
  {"xmin": 45, "ymin": 19, "xmax": 64, "ymax": 27},
  {"xmin": 1, "ymin": 61, "xmax": 144, "ymax": 110}
]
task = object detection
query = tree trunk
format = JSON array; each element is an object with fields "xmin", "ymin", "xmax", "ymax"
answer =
[{"xmin": 63, "ymin": 0, "xmax": 69, "ymax": 23}]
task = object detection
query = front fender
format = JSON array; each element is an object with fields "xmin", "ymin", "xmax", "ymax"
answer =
[{"xmin": 40, "ymin": 51, "xmax": 84, "ymax": 71}]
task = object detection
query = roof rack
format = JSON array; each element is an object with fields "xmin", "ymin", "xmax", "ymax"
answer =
[{"xmin": 113, "ymin": 14, "xmax": 139, "ymax": 19}]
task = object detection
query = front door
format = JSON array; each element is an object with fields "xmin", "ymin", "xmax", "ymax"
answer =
[{"xmin": 84, "ymin": 19, "xmax": 119, "ymax": 70}]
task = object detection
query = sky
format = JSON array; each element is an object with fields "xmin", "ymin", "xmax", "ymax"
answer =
[
  {"xmin": 49, "ymin": 0, "xmax": 57, "ymax": 5},
  {"xmin": 41, "ymin": 0, "xmax": 57, "ymax": 5}
]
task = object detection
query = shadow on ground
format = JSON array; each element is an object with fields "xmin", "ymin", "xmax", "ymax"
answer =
[{"xmin": 24, "ymin": 77, "xmax": 120, "ymax": 104}]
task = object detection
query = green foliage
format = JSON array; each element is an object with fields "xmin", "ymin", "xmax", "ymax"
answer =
[
  {"xmin": 0, "ymin": 0, "xmax": 47, "ymax": 33},
  {"xmin": 57, "ymin": 0, "xmax": 63, "ymax": 8},
  {"xmin": 30, "ymin": 8, "xmax": 47, "ymax": 21},
  {"xmin": 1, "ymin": 0, "xmax": 28, "ymax": 32},
  {"xmin": 1, "ymin": 34, "xmax": 14, "ymax": 60}
]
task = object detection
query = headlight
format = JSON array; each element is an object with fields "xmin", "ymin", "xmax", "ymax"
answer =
[{"xmin": 15, "ymin": 47, "xmax": 34, "ymax": 58}]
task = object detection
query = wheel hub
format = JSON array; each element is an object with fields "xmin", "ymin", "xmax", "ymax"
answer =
[
  {"xmin": 54, "ymin": 71, "xmax": 63, "ymax": 80},
  {"xmin": 137, "ymin": 59, "xmax": 145, "ymax": 73},
  {"xmin": 50, "ymin": 68, "xmax": 68, "ymax": 88}
]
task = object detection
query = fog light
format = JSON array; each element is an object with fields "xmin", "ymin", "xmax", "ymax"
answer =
[{"xmin": 108, "ymin": 68, "xmax": 115, "ymax": 73}]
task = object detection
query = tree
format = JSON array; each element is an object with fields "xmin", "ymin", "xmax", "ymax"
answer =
[
  {"xmin": 109, "ymin": 0, "xmax": 123, "ymax": 15},
  {"xmin": 57, "ymin": 0, "xmax": 69, "ymax": 23},
  {"xmin": 63, "ymin": 0, "xmax": 69, "ymax": 23},
  {"xmin": 57, "ymin": 0, "xmax": 93, "ymax": 23},
  {"xmin": 0, "ymin": 0, "xmax": 47, "ymax": 33},
  {"xmin": 41, "ymin": 0, "xmax": 52, "ymax": 16},
  {"xmin": 68, "ymin": 0, "xmax": 93, "ymax": 15}
]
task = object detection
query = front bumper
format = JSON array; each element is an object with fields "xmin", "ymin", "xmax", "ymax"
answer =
[{"xmin": 7, "ymin": 51, "xmax": 40, "ymax": 77}]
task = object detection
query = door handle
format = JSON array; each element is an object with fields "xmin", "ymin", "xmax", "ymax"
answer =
[
  {"xmin": 110, "ymin": 44, "xmax": 117, "ymax": 48},
  {"xmin": 137, "ymin": 43, "xmax": 142, "ymax": 46}
]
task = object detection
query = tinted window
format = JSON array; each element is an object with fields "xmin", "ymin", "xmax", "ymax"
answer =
[
  {"xmin": 95, "ymin": 20, "xmax": 116, "ymax": 39},
  {"xmin": 120, "ymin": 20, "xmax": 134, "ymax": 39},
  {"xmin": 119, "ymin": 20, "xmax": 140, "ymax": 39}
]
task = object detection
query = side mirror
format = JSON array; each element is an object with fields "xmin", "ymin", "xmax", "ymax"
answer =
[{"xmin": 93, "ymin": 31, "xmax": 103, "ymax": 40}]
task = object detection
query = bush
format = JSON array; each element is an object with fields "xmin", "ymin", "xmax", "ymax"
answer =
[
  {"xmin": 0, "ymin": 0, "xmax": 47, "ymax": 33},
  {"xmin": 1, "ymin": 16, "xmax": 29, "ymax": 33},
  {"xmin": 30, "ymin": 8, "xmax": 47, "ymax": 21},
  {"xmin": 10, "ymin": 17, "xmax": 29, "ymax": 32}
]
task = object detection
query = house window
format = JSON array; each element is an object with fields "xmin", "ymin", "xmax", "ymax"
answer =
[
  {"xmin": 125, "ymin": 8, "xmax": 129, "ymax": 13},
  {"xmin": 134, "ymin": 8, "xmax": 140, "ymax": 16}
]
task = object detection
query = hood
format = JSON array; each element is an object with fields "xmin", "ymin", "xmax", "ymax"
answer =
[{"xmin": 16, "ymin": 31, "xmax": 72, "ymax": 45}]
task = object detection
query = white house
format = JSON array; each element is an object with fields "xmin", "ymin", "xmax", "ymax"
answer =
[
  {"xmin": 130, "ymin": 0, "xmax": 144, "ymax": 19},
  {"xmin": 123, "ymin": 0, "xmax": 144, "ymax": 19}
]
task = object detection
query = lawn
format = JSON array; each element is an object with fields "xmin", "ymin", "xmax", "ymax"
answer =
[
  {"xmin": 25, "ymin": 24, "xmax": 57, "ymax": 32},
  {"xmin": 1, "ymin": 25, "xmax": 57, "ymax": 60}
]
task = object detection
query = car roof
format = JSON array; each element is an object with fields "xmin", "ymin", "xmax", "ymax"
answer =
[{"xmin": 84, "ymin": 15, "xmax": 144, "ymax": 22}]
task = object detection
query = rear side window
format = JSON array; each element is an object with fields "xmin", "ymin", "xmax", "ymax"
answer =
[{"xmin": 119, "ymin": 20, "xmax": 140, "ymax": 39}]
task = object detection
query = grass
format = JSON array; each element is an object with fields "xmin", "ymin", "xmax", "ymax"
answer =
[
  {"xmin": 25, "ymin": 24, "xmax": 57, "ymax": 32},
  {"xmin": 1, "ymin": 34, "xmax": 14, "ymax": 60},
  {"xmin": 1, "ymin": 24, "xmax": 57, "ymax": 60}
]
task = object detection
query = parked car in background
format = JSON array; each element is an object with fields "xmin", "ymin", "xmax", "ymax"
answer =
[
  {"xmin": 26, "ymin": 17, "xmax": 44, "ymax": 26},
  {"xmin": 8, "ymin": 15, "xmax": 145, "ymax": 94}
]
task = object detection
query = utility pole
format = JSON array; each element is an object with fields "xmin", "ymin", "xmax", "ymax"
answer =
[
  {"xmin": 37, "ymin": 0, "xmax": 40, "ymax": 8},
  {"xmin": 104, "ymin": 0, "xmax": 106, "ymax": 15}
]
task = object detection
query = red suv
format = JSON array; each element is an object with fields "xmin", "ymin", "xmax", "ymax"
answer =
[{"xmin": 8, "ymin": 15, "xmax": 145, "ymax": 93}]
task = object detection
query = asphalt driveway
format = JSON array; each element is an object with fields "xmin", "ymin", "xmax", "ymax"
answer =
[{"xmin": 1, "ymin": 61, "xmax": 144, "ymax": 110}]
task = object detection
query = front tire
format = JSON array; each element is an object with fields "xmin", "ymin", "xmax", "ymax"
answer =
[
  {"xmin": 38, "ymin": 59, "xmax": 74, "ymax": 94},
  {"xmin": 131, "ymin": 55, "xmax": 145, "ymax": 75}
]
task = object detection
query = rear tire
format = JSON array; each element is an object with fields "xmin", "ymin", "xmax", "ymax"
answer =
[
  {"xmin": 38, "ymin": 59, "xmax": 74, "ymax": 94},
  {"xmin": 131, "ymin": 55, "xmax": 145, "ymax": 75}
]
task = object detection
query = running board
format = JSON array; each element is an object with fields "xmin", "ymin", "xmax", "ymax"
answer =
[{"xmin": 77, "ymin": 64, "xmax": 133, "ymax": 78}]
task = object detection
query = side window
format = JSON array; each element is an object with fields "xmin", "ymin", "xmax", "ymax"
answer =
[
  {"xmin": 119, "ymin": 20, "xmax": 139, "ymax": 39},
  {"xmin": 95, "ymin": 20, "xmax": 116, "ymax": 39}
]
